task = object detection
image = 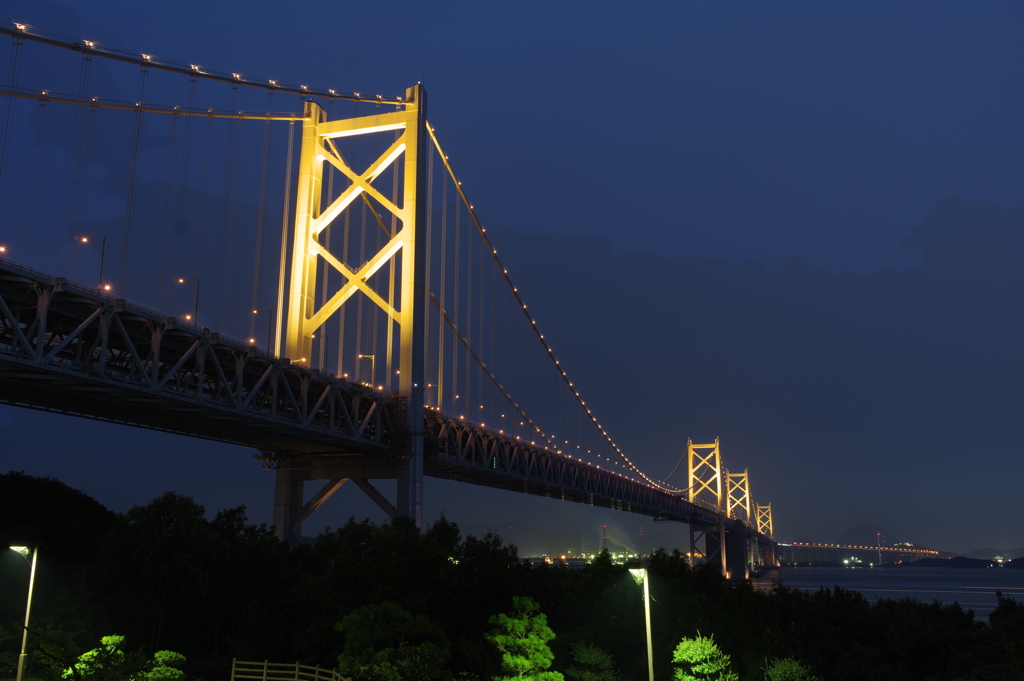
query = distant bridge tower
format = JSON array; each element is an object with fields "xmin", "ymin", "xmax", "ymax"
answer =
[
  {"xmin": 756, "ymin": 503, "xmax": 773, "ymax": 537},
  {"xmin": 686, "ymin": 438, "xmax": 727, "ymax": 574},
  {"xmin": 725, "ymin": 468, "xmax": 751, "ymax": 522},
  {"xmin": 274, "ymin": 85, "xmax": 428, "ymax": 544}
]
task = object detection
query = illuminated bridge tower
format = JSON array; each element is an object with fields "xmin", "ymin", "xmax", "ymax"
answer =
[
  {"xmin": 273, "ymin": 85, "xmax": 428, "ymax": 544},
  {"xmin": 686, "ymin": 438, "xmax": 728, "ymax": 574}
]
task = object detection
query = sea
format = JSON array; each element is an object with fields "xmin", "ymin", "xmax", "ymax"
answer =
[{"xmin": 751, "ymin": 566, "xmax": 1024, "ymax": 619}]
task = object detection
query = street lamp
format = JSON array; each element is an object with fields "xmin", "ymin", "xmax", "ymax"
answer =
[
  {"xmin": 177, "ymin": 278, "xmax": 200, "ymax": 325},
  {"xmin": 75, "ymin": 236, "xmax": 108, "ymax": 291},
  {"xmin": 627, "ymin": 559, "xmax": 654, "ymax": 681},
  {"xmin": 357, "ymin": 353, "xmax": 375, "ymax": 384},
  {"xmin": 251, "ymin": 309, "xmax": 275, "ymax": 353},
  {"xmin": 9, "ymin": 545, "xmax": 39, "ymax": 681}
]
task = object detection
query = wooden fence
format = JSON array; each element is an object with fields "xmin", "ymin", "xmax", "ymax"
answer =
[{"xmin": 230, "ymin": 660, "xmax": 349, "ymax": 681}]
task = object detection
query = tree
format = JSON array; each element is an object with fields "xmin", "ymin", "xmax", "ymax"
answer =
[
  {"xmin": 145, "ymin": 651, "xmax": 186, "ymax": 681},
  {"xmin": 54, "ymin": 635, "xmax": 151, "ymax": 681},
  {"xmin": 335, "ymin": 601, "xmax": 450, "ymax": 681},
  {"xmin": 671, "ymin": 634, "xmax": 737, "ymax": 681},
  {"xmin": 564, "ymin": 642, "xmax": 618, "ymax": 681},
  {"xmin": 762, "ymin": 658, "xmax": 817, "ymax": 681},
  {"xmin": 486, "ymin": 597, "xmax": 563, "ymax": 681}
]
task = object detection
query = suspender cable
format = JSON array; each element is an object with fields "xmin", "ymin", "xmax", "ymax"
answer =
[
  {"xmin": 158, "ymin": 111, "xmax": 180, "ymax": 310},
  {"xmin": 59, "ymin": 52, "xmax": 92, "ymax": 276},
  {"xmin": 437, "ymin": 169, "xmax": 447, "ymax": 409},
  {"xmin": 192, "ymin": 113, "xmax": 213, "ymax": 307},
  {"xmin": 452, "ymin": 195, "xmax": 460, "ymax": 415},
  {"xmin": 171, "ymin": 77, "xmax": 198, "ymax": 306},
  {"xmin": 274, "ymin": 120, "xmax": 295, "ymax": 358},
  {"xmin": 490, "ymin": 251, "xmax": 496, "ymax": 427},
  {"xmin": 117, "ymin": 66, "xmax": 149, "ymax": 298},
  {"xmin": 74, "ymin": 100, "xmax": 98, "ymax": 263},
  {"xmin": 465, "ymin": 195, "xmax": 473, "ymax": 415},
  {"xmin": 385, "ymin": 130, "xmax": 398, "ymax": 389},
  {"xmin": 355, "ymin": 198, "xmax": 367, "ymax": 381},
  {"xmin": 479, "ymin": 232, "xmax": 485, "ymax": 423},
  {"xmin": 251, "ymin": 90, "xmax": 273, "ymax": 342},
  {"xmin": 337, "ymin": 120, "xmax": 351, "ymax": 375},
  {"xmin": 0, "ymin": 34, "xmax": 24, "ymax": 219},
  {"xmin": 20, "ymin": 98, "xmax": 47, "ymax": 261},
  {"xmin": 424, "ymin": 136, "xmax": 434, "ymax": 401},
  {"xmin": 371, "ymin": 183, "xmax": 381, "ymax": 387},
  {"xmin": 216, "ymin": 85, "xmax": 240, "ymax": 329},
  {"xmin": 428, "ymin": 127, "xmax": 681, "ymax": 491}
]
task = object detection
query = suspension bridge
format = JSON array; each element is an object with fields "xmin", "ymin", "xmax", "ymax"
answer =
[{"xmin": 0, "ymin": 20, "xmax": 777, "ymax": 578}]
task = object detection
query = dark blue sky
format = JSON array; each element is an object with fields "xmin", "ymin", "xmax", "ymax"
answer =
[{"xmin": 1, "ymin": 0, "xmax": 1022, "ymax": 555}]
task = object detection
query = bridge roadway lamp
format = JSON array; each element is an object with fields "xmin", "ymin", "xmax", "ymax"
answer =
[
  {"xmin": 177, "ymin": 278, "xmax": 200, "ymax": 325},
  {"xmin": 9, "ymin": 545, "xmax": 39, "ymax": 681},
  {"xmin": 626, "ymin": 559, "xmax": 654, "ymax": 681},
  {"xmin": 357, "ymin": 354, "xmax": 376, "ymax": 385},
  {"xmin": 75, "ymin": 236, "xmax": 109, "ymax": 291},
  {"xmin": 252, "ymin": 309, "xmax": 275, "ymax": 354}
]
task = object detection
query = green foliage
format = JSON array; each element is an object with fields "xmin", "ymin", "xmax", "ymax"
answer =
[
  {"xmin": 51, "ymin": 635, "xmax": 152, "ymax": 681},
  {"xmin": 145, "ymin": 650, "xmax": 186, "ymax": 681},
  {"xmin": 6, "ymin": 473, "xmax": 1024, "ymax": 681},
  {"xmin": 762, "ymin": 657, "xmax": 817, "ymax": 681},
  {"xmin": 62, "ymin": 635, "xmax": 127, "ymax": 680},
  {"xmin": 486, "ymin": 597, "xmax": 562, "ymax": 681},
  {"xmin": 671, "ymin": 634, "xmax": 737, "ymax": 681},
  {"xmin": 335, "ymin": 601, "xmax": 450, "ymax": 681},
  {"xmin": 51, "ymin": 630, "xmax": 186, "ymax": 679},
  {"xmin": 564, "ymin": 642, "xmax": 618, "ymax": 681}
]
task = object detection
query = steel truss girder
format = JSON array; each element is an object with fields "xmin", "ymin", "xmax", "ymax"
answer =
[
  {"xmin": 423, "ymin": 410, "xmax": 721, "ymax": 525},
  {"xmin": 0, "ymin": 260, "xmax": 402, "ymax": 452},
  {"xmin": 0, "ymin": 257, "xmax": 774, "ymax": 559}
]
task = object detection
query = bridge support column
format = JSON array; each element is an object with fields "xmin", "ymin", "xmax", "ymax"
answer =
[
  {"xmin": 395, "ymin": 83, "xmax": 428, "ymax": 528},
  {"xmin": 270, "ymin": 460, "xmax": 401, "ymax": 546},
  {"xmin": 724, "ymin": 524, "xmax": 748, "ymax": 580}
]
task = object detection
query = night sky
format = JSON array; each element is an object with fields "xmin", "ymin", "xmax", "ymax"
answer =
[{"xmin": 1, "ymin": 0, "xmax": 1022, "ymax": 556}]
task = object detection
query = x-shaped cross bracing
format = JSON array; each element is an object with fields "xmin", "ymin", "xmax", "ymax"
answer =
[
  {"xmin": 285, "ymin": 105, "xmax": 419, "ymax": 362},
  {"xmin": 688, "ymin": 439, "xmax": 722, "ymax": 510}
]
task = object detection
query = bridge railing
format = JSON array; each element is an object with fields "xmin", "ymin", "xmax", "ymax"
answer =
[{"xmin": 230, "ymin": 660, "xmax": 349, "ymax": 681}]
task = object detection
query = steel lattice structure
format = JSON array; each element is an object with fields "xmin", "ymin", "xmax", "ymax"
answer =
[{"xmin": 0, "ymin": 258, "xmax": 726, "ymax": 530}]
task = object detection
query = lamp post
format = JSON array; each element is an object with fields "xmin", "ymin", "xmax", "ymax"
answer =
[
  {"xmin": 627, "ymin": 560, "xmax": 654, "ymax": 681},
  {"xmin": 76, "ymin": 236, "xmax": 107, "ymax": 291},
  {"xmin": 10, "ymin": 545, "xmax": 39, "ymax": 681},
  {"xmin": 251, "ymin": 309, "xmax": 275, "ymax": 354},
  {"xmin": 357, "ymin": 353, "xmax": 375, "ymax": 384},
  {"xmin": 177, "ymin": 278, "xmax": 200, "ymax": 325}
]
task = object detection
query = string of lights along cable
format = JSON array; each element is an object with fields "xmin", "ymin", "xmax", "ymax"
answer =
[{"xmin": 0, "ymin": 19, "xmax": 767, "ymax": 510}]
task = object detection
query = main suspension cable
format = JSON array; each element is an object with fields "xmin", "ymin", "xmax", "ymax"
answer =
[{"xmin": 426, "ymin": 124, "xmax": 683, "ymax": 493}]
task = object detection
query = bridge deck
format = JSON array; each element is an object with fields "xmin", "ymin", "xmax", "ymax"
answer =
[{"xmin": 0, "ymin": 258, "xmax": 725, "ymax": 527}]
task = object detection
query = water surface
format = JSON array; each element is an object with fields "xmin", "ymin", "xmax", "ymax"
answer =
[{"xmin": 757, "ymin": 566, "xmax": 1024, "ymax": 618}]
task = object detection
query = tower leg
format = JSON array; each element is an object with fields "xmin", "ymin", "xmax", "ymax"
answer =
[
  {"xmin": 689, "ymin": 524, "xmax": 696, "ymax": 568},
  {"xmin": 725, "ymin": 524, "xmax": 748, "ymax": 580},
  {"xmin": 719, "ymin": 514, "xmax": 728, "ymax": 577},
  {"xmin": 397, "ymin": 454, "xmax": 422, "ymax": 526},
  {"xmin": 273, "ymin": 468, "xmax": 304, "ymax": 546}
]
